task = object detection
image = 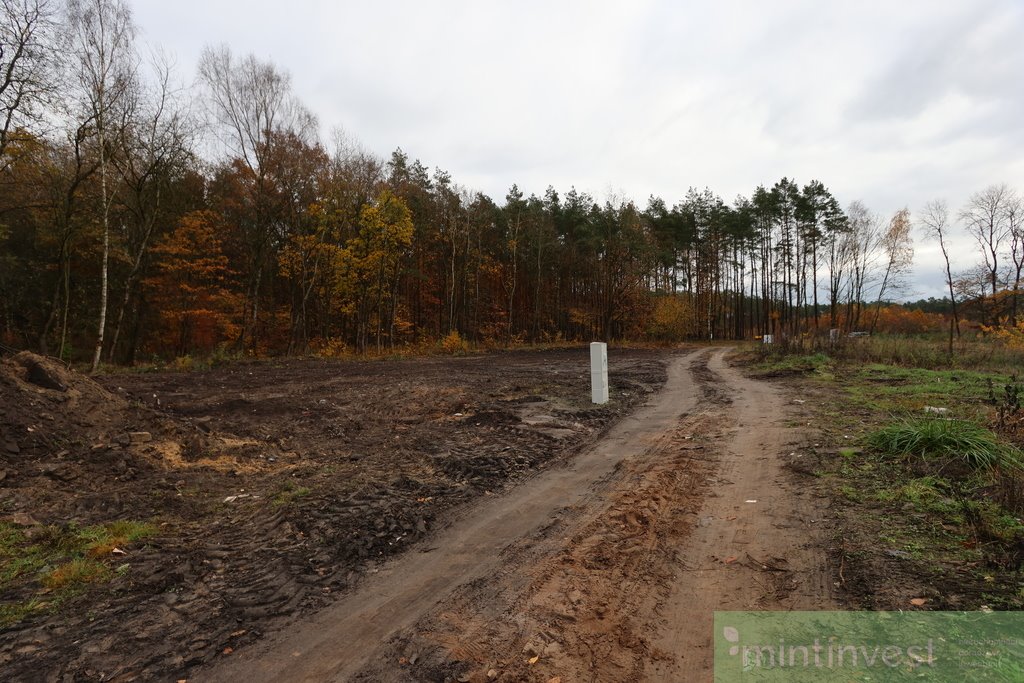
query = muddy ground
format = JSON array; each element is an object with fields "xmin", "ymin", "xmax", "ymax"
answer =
[
  {"xmin": 0, "ymin": 347, "xmax": 668, "ymax": 681},
  {"xmin": 197, "ymin": 348, "xmax": 839, "ymax": 683},
  {"xmin": 3, "ymin": 344, "xmax": 1008, "ymax": 683}
]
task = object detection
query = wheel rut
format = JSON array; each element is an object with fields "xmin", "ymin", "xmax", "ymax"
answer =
[
  {"xmin": 197, "ymin": 349, "xmax": 709, "ymax": 683},
  {"xmin": 200, "ymin": 348, "xmax": 835, "ymax": 683}
]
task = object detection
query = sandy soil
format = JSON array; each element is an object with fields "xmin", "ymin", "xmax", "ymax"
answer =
[{"xmin": 197, "ymin": 348, "xmax": 838, "ymax": 683}]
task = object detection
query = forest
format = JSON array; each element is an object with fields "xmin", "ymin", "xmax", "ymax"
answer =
[{"xmin": 1, "ymin": 0, "xmax": 1022, "ymax": 367}]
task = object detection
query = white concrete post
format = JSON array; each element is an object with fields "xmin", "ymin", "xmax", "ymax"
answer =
[
  {"xmin": 590, "ymin": 342, "xmax": 608, "ymax": 404},
  {"xmin": 763, "ymin": 334, "xmax": 773, "ymax": 345}
]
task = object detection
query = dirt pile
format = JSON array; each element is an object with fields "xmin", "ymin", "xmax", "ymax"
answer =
[
  {"xmin": 1, "ymin": 352, "xmax": 160, "ymax": 523},
  {"xmin": 0, "ymin": 352, "xmax": 274, "ymax": 524},
  {"xmin": 0, "ymin": 353, "xmax": 306, "ymax": 680}
]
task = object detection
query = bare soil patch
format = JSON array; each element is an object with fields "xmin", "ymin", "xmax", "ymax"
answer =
[
  {"xmin": 0, "ymin": 347, "xmax": 667, "ymax": 681},
  {"xmin": 280, "ymin": 349, "xmax": 837, "ymax": 683}
]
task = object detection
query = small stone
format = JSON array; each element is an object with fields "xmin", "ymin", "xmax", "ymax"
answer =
[
  {"xmin": 487, "ymin": 669, "xmax": 498, "ymax": 679},
  {"xmin": 38, "ymin": 463, "xmax": 70, "ymax": 481},
  {"xmin": 129, "ymin": 431, "xmax": 152, "ymax": 444},
  {"xmin": 3, "ymin": 441, "xmax": 18, "ymax": 454},
  {"xmin": 8, "ymin": 513, "xmax": 39, "ymax": 526}
]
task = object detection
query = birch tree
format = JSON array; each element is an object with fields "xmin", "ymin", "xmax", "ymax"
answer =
[
  {"xmin": 1003, "ymin": 191, "xmax": 1023, "ymax": 324},
  {"xmin": 198, "ymin": 44, "xmax": 316, "ymax": 351},
  {"xmin": 960, "ymin": 184, "xmax": 1011, "ymax": 302},
  {"xmin": 68, "ymin": 0, "xmax": 136, "ymax": 372},
  {"xmin": 919, "ymin": 199, "xmax": 959, "ymax": 352},
  {"xmin": 107, "ymin": 51, "xmax": 193, "ymax": 362},
  {"xmin": 869, "ymin": 208, "xmax": 913, "ymax": 334},
  {"xmin": 843, "ymin": 200, "xmax": 883, "ymax": 331}
]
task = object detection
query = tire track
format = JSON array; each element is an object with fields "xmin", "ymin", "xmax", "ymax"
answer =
[
  {"xmin": 351, "ymin": 348, "xmax": 836, "ymax": 683},
  {"xmin": 196, "ymin": 349, "xmax": 707, "ymax": 683}
]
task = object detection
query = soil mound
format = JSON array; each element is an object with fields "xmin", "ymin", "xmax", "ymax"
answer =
[
  {"xmin": 2, "ymin": 352, "xmax": 129, "ymax": 461},
  {"xmin": 1, "ymin": 353, "xmax": 284, "ymax": 521}
]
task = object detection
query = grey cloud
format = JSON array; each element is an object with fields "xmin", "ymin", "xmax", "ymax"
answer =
[
  {"xmin": 130, "ymin": 0, "xmax": 1024, "ymax": 294},
  {"xmin": 846, "ymin": 1, "xmax": 1024, "ymax": 124}
]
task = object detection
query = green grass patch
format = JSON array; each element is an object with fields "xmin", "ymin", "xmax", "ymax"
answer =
[
  {"xmin": 0, "ymin": 598, "xmax": 48, "ymax": 627},
  {"xmin": 867, "ymin": 418, "xmax": 1023, "ymax": 472},
  {"xmin": 271, "ymin": 482, "xmax": 312, "ymax": 508},
  {"xmin": 42, "ymin": 558, "xmax": 111, "ymax": 590},
  {"xmin": 842, "ymin": 364, "xmax": 1001, "ymax": 417},
  {"xmin": 746, "ymin": 343, "xmax": 1024, "ymax": 609},
  {"xmin": 751, "ymin": 351, "xmax": 834, "ymax": 378},
  {"xmin": 0, "ymin": 519, "xmax": 157, "ymax": 628}
]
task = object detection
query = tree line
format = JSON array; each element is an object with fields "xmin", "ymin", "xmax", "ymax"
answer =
[{"xmin": 0, "ymin": 0, "xmax": 1018, "ymax": 365}]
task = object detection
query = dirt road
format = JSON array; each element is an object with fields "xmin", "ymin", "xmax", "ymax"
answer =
[{"xmin": 198, "ymin": 348, "xmax": 836, "ymax": 682}]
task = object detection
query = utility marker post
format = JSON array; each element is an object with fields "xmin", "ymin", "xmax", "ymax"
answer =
[{"xmin": 590, "ymin": 342, "xmax": 608, "ymax": 404}]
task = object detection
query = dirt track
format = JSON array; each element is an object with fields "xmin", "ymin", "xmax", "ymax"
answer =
[{"xmin": 198, "ymin": 348, "xmax": 836, "ymax": 682}]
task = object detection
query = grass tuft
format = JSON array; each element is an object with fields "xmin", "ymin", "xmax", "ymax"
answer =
[
  {"xmin": 867, "ymin": 418, "xmax": 1023, "ymax": 472},
  {"xmin": 42, "ymin": 558, "xmax": 111, "ymax": 590},
  {"xmin": 271, "ymin": 482, "xmax": 312, "ymax": 508}
]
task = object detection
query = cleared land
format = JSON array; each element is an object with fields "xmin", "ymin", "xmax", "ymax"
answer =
[
  {"xmin": 0, "ymin": 348, "xmax": 668, "ymax": 680},
  {"xmin": 9, "ymin": 342, "xmax": 1013, "ymax": 682}
]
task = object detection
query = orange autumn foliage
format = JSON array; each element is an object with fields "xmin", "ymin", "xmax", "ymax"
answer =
[
  {"xmin": 145, "ymin": 211, "xmax": 242, "ymax": 356},
  {"xmin": 867, "ymin": 305, "xmax": 946, "ymax": 334}
]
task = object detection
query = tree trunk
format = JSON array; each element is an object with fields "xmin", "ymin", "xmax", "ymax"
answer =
[{"xmin": 90, "ymin": 127, "xmax": 110, "ymax": 373}]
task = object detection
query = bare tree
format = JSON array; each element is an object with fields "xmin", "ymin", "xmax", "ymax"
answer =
[
  {"xmin": 1004, "ymin": 191, "xmax": 1023, "ymax": 325},
  {"xmin": 198, "ymin": 44, "xmax": 317, "ymax": 350},
  {"xmin": 107, "ymin": 49, "xmax": 193, "ymax": 362},
  {"xmin": 869, "ymin": 208, "xmax": 913, "ymax": 334},
  {"xmin": 919, "ymin": 199, "xmax": 959, "ymax": 352},
  {"xmin": 842, "ymin": 200, "xmax": 883, "ymax": 331},
  {"xmin": 960, "ymin": 184, "xmax": 1011, "ymax": 305},
  {"xmin": 68, "ymin": 0, "xmax": 137, "ymax": 372},
  {"xmin": 0, "ymin": 0, "xmax": 60, "ymax": 168}
]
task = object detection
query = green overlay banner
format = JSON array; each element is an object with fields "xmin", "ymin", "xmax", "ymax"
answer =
[{"xmin": 714, "ymin": 611, "xmax": 1024, "ymax": 681}]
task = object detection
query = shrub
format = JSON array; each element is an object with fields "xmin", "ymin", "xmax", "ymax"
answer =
[
  {"xmin": 310, "ymin": 337, "xmax": 350, "ymax": 358},
  {"xmin": 440, "ymin": 330, "xmax": 469, "ymax": 354}
]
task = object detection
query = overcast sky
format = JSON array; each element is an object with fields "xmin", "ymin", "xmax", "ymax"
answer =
[{"xmin": 133, "ymin": 0, "xmax": 1024, "ymax": 300}]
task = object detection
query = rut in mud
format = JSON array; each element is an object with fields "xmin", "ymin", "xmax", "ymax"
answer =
[{"xmin": 200, "ymin": 348, "xmax": 837, "ymax": 683}]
